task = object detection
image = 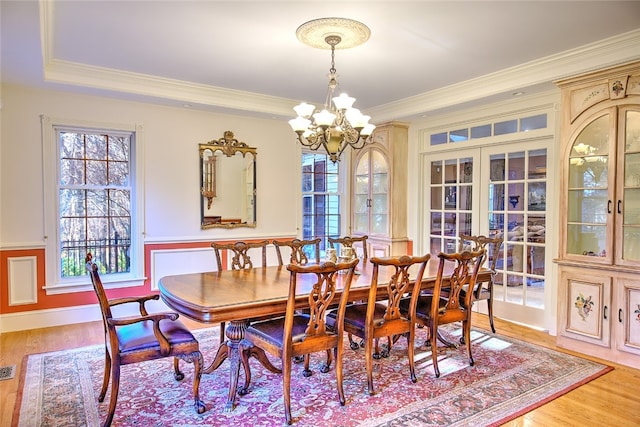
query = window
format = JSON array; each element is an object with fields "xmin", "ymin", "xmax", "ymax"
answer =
[
  {"xmin": 301, "ymin": 152, "xmax": 341, "ymax": 258},
  {"xmin": 42, "ymin": 117, "xmax": 144, "ymax": 292},
  {"xmin": 429, "ymin": 113, "xmax": 548, "ymax": 145},
  {"xmin": 59, "ymin": 131, "xmax": 132, "ymax": 277}
]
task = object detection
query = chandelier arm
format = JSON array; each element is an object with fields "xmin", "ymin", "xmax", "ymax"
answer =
[{"xmin": 296, "ymin": 133, "xmax": 324, "ymax": 151}]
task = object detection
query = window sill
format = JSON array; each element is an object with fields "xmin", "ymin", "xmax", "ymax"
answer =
[{"xmin": 44, "ymin": 276, "xmax": 147, "ymax": 295}]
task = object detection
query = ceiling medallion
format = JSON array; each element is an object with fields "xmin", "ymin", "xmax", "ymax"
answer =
[{"xmin": 296, "ymin": 17, "xmax": 371, "ymax": 50}]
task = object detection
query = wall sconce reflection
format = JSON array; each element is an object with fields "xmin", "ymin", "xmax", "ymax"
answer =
[
  {"xmin": 509, "ymin": 195, "xmax": 520, "ymax": 208},
  {"xmin": 201, "ymin": 149, "xmax": 216, "ymax": 209}
]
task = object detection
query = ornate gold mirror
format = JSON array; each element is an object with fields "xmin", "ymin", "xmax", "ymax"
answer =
[{"xmin": 200, "ymin": 131, "xmax": 257, "ymax": 229}]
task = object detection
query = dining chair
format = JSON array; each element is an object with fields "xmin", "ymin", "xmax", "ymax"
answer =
[
  {"xmin": 85, "ymin": 253, "xmax": 206, "ymax": 427},
  {"xmin": 273, "ymin": 238, "xmax": 321, "ymax": 265},
  {"xmin": 403, "ymin": 249, "xmax": 485, "ymax": 378},
  {"xmin": 327, "ymin": 254, "xmax": 431, "ymax": 395},
  {"xmin": 211, "ymin": 239, "xmax": 269, "ymax": 271},
  {"xmin": 211, "ymin": 239, "xmax": 270, "ymax": 343},
  {"xmin": 239, "ymin": 258, "xmax": 359, "ymax": 425},
  {"xmin": 458, "ymin": 234, "xmax": 503, "ymax": 335},
  {"xmin": 328, "ymin": 235, "xmax": 370, "ymax": 349},
  {"xmin": 328, "ymin": 235, "xmax": 369, "ymax": 259}
]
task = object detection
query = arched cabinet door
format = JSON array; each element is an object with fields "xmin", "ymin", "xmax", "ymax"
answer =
[
  {"xmin": 353, "ymin": 148, "xmax": 389, "ymax": 237},
  {"xmin": 350, "ymin": 121, "xmax": 410, "ymax": 257}
]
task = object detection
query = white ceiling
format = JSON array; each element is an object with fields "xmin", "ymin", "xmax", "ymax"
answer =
[{"xmin": 2, "ymin": 1, "xmax": 640, "ymax": 123}]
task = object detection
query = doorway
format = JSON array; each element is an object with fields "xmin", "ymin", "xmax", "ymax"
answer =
[{"xmin": 422, "ymin": 140, "xmax": 550, "ymax": 329}]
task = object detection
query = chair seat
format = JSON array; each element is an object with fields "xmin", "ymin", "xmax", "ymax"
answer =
[
  {"xmin": 116, "ymin": 319, "xmax": 196, "ymax": 353},
  {"xmin": 245, "ymin": 314, "xmax": 317, "ymax": 347},
  {"xmin": 326, "ymin": 302, "xmax": 390, "ymax": 332},
  {"xmin": 398, "ymin": 295, "xmax": 447, "ymax": 321}
]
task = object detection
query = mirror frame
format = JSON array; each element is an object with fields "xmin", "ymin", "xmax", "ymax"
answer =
[{"xmin": 200, "ymin": 131, "xmax": 257, "ymax": 229}]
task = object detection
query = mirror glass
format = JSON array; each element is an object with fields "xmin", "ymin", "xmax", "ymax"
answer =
[{"xmin": 200, "ymin": 131, "xmax": 257, "ymax": 229}]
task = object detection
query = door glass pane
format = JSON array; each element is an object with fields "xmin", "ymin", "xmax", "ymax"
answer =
[
  {"xmin": 431, "ymin": 212, "xmax": 442, "ymax": 233},
  {"xmin": 622, "ymin": 110, "xmax": 640, "ymax": 262},
  {"xmin": 508, "ymin": 152, "xmax": 525, "ymax": 179},
  {"xmin": 623, "ymin": 227, "xmax": 640, "ymax": 262},
  {"xmin": 431, "ymin": 187, "xmax": 442, "ymax": 209},
  {"xmin": 444, "ymin": 213, "xmax": 456, "ymax": 236},
  {"xmin": 566, "ymin": 114, "xmax": 610, "ymax": 258},
  {"xmin": 491, "ymin": 147, "xmax": 547, "ymax": 309},
  {"xmin": 444, "ymin": 186, "xmax": 457, "ymax": 210},
  {"xmin": 460, "ymin": 158, "xmax": 473, "ymax": 183},
  {"xmin": 489, "ymin": 183, "xmax": 504, "ymax": 210},
  {"xmin": 528, "ymin": 182, "xmax": 546, "ymax": 211},
  {"xmin": 490, "ymin": 155, "xmax": 505, "ymax": 181},
  {"xmin": 566, "ymin": 224, "xmax": 607, "ymax": 256},
  {"xmin": 459, "ymin": 213, "xmax": 472, "ymax": 236},
  {"xmin": 528, "ymin": 149, "xmax": 547, "ymax": 179},
  {"xmin": 371, "ymin": 151, "xmax": 387, "ymax": 174},
  {"xmin": 444, "ymin": 159, "xmax": 457, "ymax": 183},
  {"xmin": 459, "ymin": 186, "xmax": 472, "ymax": 210},
  {"xmin": 372, "ymin": 214, "xmax": 388, "ymax": 234},
  {"xmin": 431, "ymin": 161, "xmax": 443, "ymax": 184}
]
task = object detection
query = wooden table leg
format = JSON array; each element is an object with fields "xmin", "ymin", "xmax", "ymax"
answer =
[
  {"xmin": 203, "ymin": 320, "xmax": 281, "ymax": 412},
  {"xmin": 221, "ymin": 320, "xmax": 247, "ymax": 412}
]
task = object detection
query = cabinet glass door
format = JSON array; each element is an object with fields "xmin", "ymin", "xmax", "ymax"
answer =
[
  {"xmin": 566, "ymin": 113, "xmax": 613, "ymax": 261},
  {"xmin": 353, "ymin": 149, "xmax": 388, "ymax": 236},
  {"xmin": 619, "ymin": 108, "xmax": 640, "ymax": 265}
]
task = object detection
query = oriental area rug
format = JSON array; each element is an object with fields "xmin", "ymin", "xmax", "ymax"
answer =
[{"xmin": 13, "ymin": 326, "xmax": 611, "ymax": 427}]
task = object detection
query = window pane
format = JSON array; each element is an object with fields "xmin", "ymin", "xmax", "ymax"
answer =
[
  {"xmin": 85, "ymin": 134, "xmax": 107, "ymax": 160},
  {"xmin": 86, "ymin": 160, "xmax": 107, "ymax": 185},
  {"xmin": 430, "ymin": 132, "xmax": 447, "ymax": 146},
  {"xmin": 471, "ymin": 124, "xmax": 491, "ymax": 139},
  {"xmin": 520, "ymin": 114, "xmax": 547, "ymax": 131},
  {"xmin": 449, "ymin": 129, "xmax": 468, "ymax": 142},
  {"xmin": 60, "ymin": 159, "xmax": 85, "ymax": 185},
  {"xmin": 494, "ymin": 119, "xmax": 517, "ymax": 135}
]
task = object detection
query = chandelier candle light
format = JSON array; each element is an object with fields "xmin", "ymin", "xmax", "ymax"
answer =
[{"xmin": 289, "ymin": 18, "xmax": 375, "ymax": 163}]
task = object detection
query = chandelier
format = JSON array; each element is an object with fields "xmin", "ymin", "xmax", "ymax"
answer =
[{"xmin": 288, "ymin": 18, "xmax": 375, "ymax": 163}]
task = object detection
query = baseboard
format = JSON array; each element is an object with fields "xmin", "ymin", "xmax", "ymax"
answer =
[{"xmin": 0, "ymin": 304, "xmax": 101, "ymax": 333}]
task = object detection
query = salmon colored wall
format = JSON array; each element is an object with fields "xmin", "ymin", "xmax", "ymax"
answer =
[
  {"xmin": 0, "ymin": 248, "xmax": 101, "ymax": 314},
  {"xmin": 0, "ymin": 238, "xmax": 293, "ymax": 315}
]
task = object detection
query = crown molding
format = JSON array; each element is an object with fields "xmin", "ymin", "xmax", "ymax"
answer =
[
  {"xmin": 42, "ymin": 58, "xmax": 295, "ymax": 117},
  {"xmin": 39, "ymin": 0, "xmax": 640, "ymax": 122},
  {"xmin": 369, "ymin": 29, "xmax": 640, "ymax": 123}
]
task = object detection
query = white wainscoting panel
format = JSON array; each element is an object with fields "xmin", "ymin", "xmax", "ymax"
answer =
[
  {"xmin": 0, "ymin": 300, "xmax": 175, "ymax": 333},
  {"xmin": 150, "ymin": 247, "xmax": 217, "ymax": 291},
  {"xmin": 8, "ymin": 256, "xmax": 38, "ymax": 305}
]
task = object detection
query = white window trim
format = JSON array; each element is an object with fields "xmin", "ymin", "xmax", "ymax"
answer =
[{"xmin": 40, "ymin": 115, "xmax": 146, "ymax": 294}]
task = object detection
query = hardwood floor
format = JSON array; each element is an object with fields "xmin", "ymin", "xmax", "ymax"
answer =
[{"xmin": 1, "ymin": 314, "xmax": 639, "ymax": 426}]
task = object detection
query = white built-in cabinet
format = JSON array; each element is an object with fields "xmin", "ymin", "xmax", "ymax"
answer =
[
  {"xmin": 556, "ymin": 61, "xmax": 640, "ymax": 369},
  {"xmin": 351, "ymin": 121, "xmax": 410, "ymax": 256}
]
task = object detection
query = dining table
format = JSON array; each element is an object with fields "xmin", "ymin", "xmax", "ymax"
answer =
[{"xmin": 158, "ymin": 257, "xmax": 491, "ymax": 412}]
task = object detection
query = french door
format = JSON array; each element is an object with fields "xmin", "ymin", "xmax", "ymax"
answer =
[{"xmin": 423, "ymin": 140, "xmax": 550, "ymax": 329}]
